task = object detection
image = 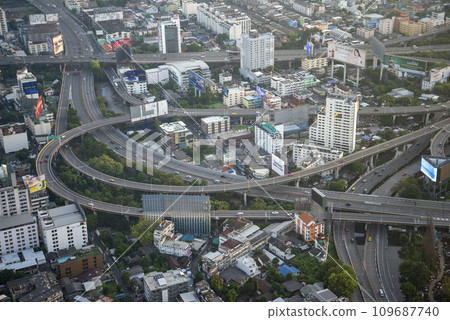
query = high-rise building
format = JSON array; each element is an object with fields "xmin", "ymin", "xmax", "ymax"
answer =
[
  {"xmin": 254, "ymin": 122, "xmax": 284, "ymax": 154},
  {"xmin": 38, "ymin": 203, "xmax": 88, "ymax": 253},
  {"xmin": 295, "ymin": 212, "xmax": 324, "ymax": 241},
  {"xmin": 0, "ymin": 213, "xmax": 39, "ymax": 256},
  {"xmin": 379, "ymin": 18, "xmax": 394, "ymax": 35},
  {"xmin": 0, "ymin": 7, "xmax": 8, "ymax": 36},
  {"xmin": 393, "ymin": 12, "xmax": 409, "ymax": 33},
  {"xmin": 142, "ymin": 194, "xmax": 211, "ymax": 236},
  {"xmin": 0, "ymin": 185, "xmax": 31, "ymax": 217},
  {"xmin": 144, "ymin": 269, "xmax": 189, "ymax": 302},
  {"xmin": 309, "ymin": 96, "xmax": 358, "ymax": 153},
  {"xmin": 158, "ymin": 18, "xmax": 181, "ymax": 54},
  {"xmin": 240, "ymin": 31, "xmax": 274, "ymax": 72}
]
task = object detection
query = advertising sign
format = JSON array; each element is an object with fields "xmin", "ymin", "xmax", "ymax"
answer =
[
  {"xmin": 222, "ymin": 86, "xmax": 229, "ymax": 97},
  {"xmin": 22, "ymin": 81, "xmax": 38, "ymax": 95},
  {"xmin": 46, "ymin": 35, "xmax": 54, "ymax": 54},
  {"xmin": 306, "ymin": 41, "xmax": 312, "ymax": 55},
  {"xmin": 271, "ymin": 153, "xmax": 285, "ymax": 176},
  {"xmin": 34, "ymin": 96, "xmax": 43, "ymax": 119},
  {"xmin": 52, "ymin": 35, "xmax": 64, "ymax": 55},
  {"xmin": 24, "ymin": 175, "xmax": 47, "ymax": 194},
  {"xmin": 112, "ymin": 38, "xmax": 131, "ymax": 51},
  {"xmin": 327, "ymin": 43, "xmax": 366, "ymax": 68},
  {"xmin": 421, "ymin": 157, "xmax": 437, "ymax": 182},
  {"xmin": 256, "ymin": 86, "xmax": 266, "ymax": 98},
  {"xmin": 189, "ymin": 71, "xmax": 206, "ymax": 93},
  {"xmin": 370, "ymin": 36, "xmax": 385, "ymax": 61},
  {"xmin": 440, "ymin": 161, "xmax": 450, "ymax": 182},
  {"xmin": 383, "ymin": 55, "xmax": 426, "ymax": 75}
]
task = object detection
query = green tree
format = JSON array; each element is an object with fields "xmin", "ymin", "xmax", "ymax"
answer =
[
  {"xmin": 96, "ymin": 0, "xmax": 107, "ymax": 7},
  {"xmin": 86, "ymin": 214, "xmax": 98, "ymax": 230},
  {"xmin": 401, "ymin": 281, "xmax": 417, "ymax": 301},
  {"xmin": 89, "ymin": 154, "xmax": 124, "ymax": 177},
  {"xmin": 186, "ymin": 43, "xmax": 204, "ymax": 52},
  {"xmin": 154, "ymin": 118, "xmax": 161, "ymax": 132},
  {"xmin": 121, "ymin": 272, "xmax": 130, "ymax": 283},
  {"xmin": 9, "ymin": 19, "xmax": 18, "ymax": 30},
  {"xmin": 249, "ymin": 197, "xmax": 266, "ymax": 210},
  {"xmin": 211, "ymin": 200, "xmax": 230, "ymax": 210},
  {"xmin": 194, "ymin": 271, "xmax": 205, "ymax": 284},
  {"xmin": 443, "ymin": 277, "xmax": 450, "ymax": 302},
  {"xmin": 16, "ymin": 148, "xmax": 30, "ymax": 161},
  {"xmin": 326, "ymin": 179, "xmax": 347, "ymax": 192},
  {"xmin": 392, "ymin": 176, "xmax": 423, "ymax": 199},
  {"xmin": 141, "ymin": 256, "xmax": 152, "ymax": 273},
  {"xmin": 226, "ymin": 289, "xmax": 238, "ymax": 302},
  {"xmin": 90, "ymin": 60, "xmax": 105, "ymax": 81},
  {"xmin": 348, "ymin": 161, "xmax": 365, "ymax": 176},
  {"xmin": 130, "ymin": 217, "xmax": 160, "ymax": 246},
  {"xmin": 210, "ymin": 274, "xmax": 222, "ymax": 294},
  {"xmin": 385, "ymin": 9, "xmax": 401, "ymax": 18},
  {"xmin": 400, "ymin": 260, "xmax": 432, "ymax": 289},
  {"xmin": 67, "ymin": 108, "xmax": 81, "ymax": 130},
  {"xmin": 290, "ymin": 255, "xmax": 322, "ymax": 284},
  {"xmin": 326, "ymin": 264, "xmax": 358, "ymax": 301}
]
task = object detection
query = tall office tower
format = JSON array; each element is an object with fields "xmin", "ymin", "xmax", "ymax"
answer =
[
  {"xmin": 309, "ymin": 96, "xmax": 359, "ymax": 153},
  {"xmin": 240, "ymin": 31, "xmax": 274, "ymax": 71},
  {"xmin": 142, "ymin": 194, "xmax": 211, "ymax": 236},
  {"xmin": 158, "ymin": 18, "xmax": 181, "ymax": 54},
  {"xmin": 0, "ymin": 7, "xmax": 7, "ymax": 36}
]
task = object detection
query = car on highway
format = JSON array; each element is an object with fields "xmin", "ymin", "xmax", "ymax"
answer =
[
  {"xmin": 287, "ymin": 212, "xmax": 292, "ymax": 216},
  {"xmin": 351, "ymin": 187, "xmax": 356, "ymax": 191},
  {"xmin": 237, "ymin": 212, "xmax": 244, "ymax": 216},
  {"xmin": 345, "ymin": 202, "xmax": 352, "ymax": 207},
  {"xmin": 289, "ymin": 173, "xmax": 294, "ymax": 176},
  {"xmin": 88, "ymin": 202, "xmax": 94, "ymax": 206},
  {"xmin": 214, "ymin": 179, "xmax": 220, "ymax": 184},
  {"xmin": 368, "ymin": 236, "xmax": 372, "ymax": 242},
  {"xmin": 109, "ymin": 179, "xmax": 115, "ymax": 182},
  {"xmin": 341, "ymin": 159, "xmax": 346, "ymax": 163},
  {"xmin": 440, "ymin": 150, "xmax": 443, "ymax": 154},
  {"xmin": 185, "ymin": 175, "xmax": 192, "ymax": 179},
  {"xmin": 403, "ymin": 171, "xmax": 408, "ymax": 176},
  {"xmin": 40, "ymin": 160, "xmax": 43, "ymax": 164},
  {"xmin": 174, "ymin": 171, "xmax": 179, "ymax": 175},
  {"xmin": 383, "ymin": 144, "xmax": 389, "ymax": 147},
  {"xmin": 425, "ymin": 105, "xmax": 430, "ymax": 108},
  {"xmin": 272, "ymin": 211, "xmax": 279, "ymax": 215},
  {"xmin": 345, "ymin": 227, "xmax": 349, "ymax": 232},
  {"xmin": 232, "ymin": 113, "xmax": 237, "ymax": 115},
  {"xmin": 350, "ymin": 238, "xmax": 354, "ymax": 243}
]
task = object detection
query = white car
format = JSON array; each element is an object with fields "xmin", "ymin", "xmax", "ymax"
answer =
[
  {"xmin": 88, "ymin": 202, "xmax": 94, "ymax": 206},
  {"xmin": 272, "ymin": 211, "xmax": 279, "ymax": 215}
]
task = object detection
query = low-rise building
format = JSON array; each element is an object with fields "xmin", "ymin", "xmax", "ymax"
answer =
[
  {"xmin": 0, "ymin": 123, "xmax": 28, "ymax": 154},
  {"xmin": 301, "ymin": 56, "xmax": 328, "ymax": 71},
  {"xmin": 268, "ymin": 237, "xmax": 294, "ymax": 260},
  {"xmin": 357, "ymin": 27, "xmax": 374, "ymax": 39},
  {"xmin": 144, "ymin": 269, "xmax": 189, "ymax": 302},
  {"xmin": 223, "ymin": 86, "xmax": 244, "ymax": 107},
  {"xmin": 201, "ymin": 116, "xmax": 230, "ymax": 135},
  {"xmin": 54, "ymin": 246, "xmax": 104, "ymax": 278},
  {"xmin": 0, "ymin": 214, "xmax": 39, "ymax": 256},
  {"xmin": 379, "ymin": 18, "xmax": 394, "ymax": 35},
  {"xmin": 38, "ymin": 203, "xmax": 88, "ymax": 253},
  {"xmin": 421, "ymin": 66, "xmax": 450, "ymax": 90},
  {"xmin": 153, "ymin": 220, "xmax": 191, "ymax": 257},
  {"xmin": 166, "ymin": 61, "xmax": 211, "ymax": 89},
  {"xmin": 7, "ymin": 271, "xmax": 63, "ymax": 302},
  {"xmin": 159, "ymin": 121, "xmax": 193, "ymax": 151},
  {"xmin": 146, "ymin": 66, "xmax": 170, "ymax": 84},
  {"xmin": 293, "ymin": 143, "xmax": 343, "ymax": 165},
  {"xmin": 219, "ymin": 72, "xmax": 232, "ymax": 84},
  {"xmin": 242, "ymin": 94, "xmax": 263, "ymax": 109},
  {"xmin": 295, "ymin": 212, "xmax": 324, "ymax": 241},
  {"xmin": 236, "ymin": 255, "xmax": 260, "ymax": 277},
  {"xmin": 0, "ymin": 249, "xmax": 45, "ymax": 273}
]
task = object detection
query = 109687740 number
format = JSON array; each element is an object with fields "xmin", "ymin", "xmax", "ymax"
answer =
[{"xmin": 373, "ymin": 306, "xmax": 439, "ymax": 317}]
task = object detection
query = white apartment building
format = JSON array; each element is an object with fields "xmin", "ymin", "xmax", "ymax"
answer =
[
  {"xmin": 197, "ymin": 4, "xmax": 251, "ymax": 40},
  {"xmin": 125, "ymin": 81, "xmax": 148, "ymax": 95},
  {"xmin": 255, "ymin": 122, "xmax": 284, "ymax": 154},
  {"xmin": 301, "ymin": 57, "xmax": 328, "ymax": 70},
  {"xmin": 0, "ymin": 214, "xmax": 39, "ymax": 256},
  {"xmin": 293, "ymin": 2, "xmax": 314, "ymax": 16},
  {"xmin": 0, "ymin": 123, "xmax": 29, "ymax": 154},
  {"xmin": 240, "ymin": 32, "xmax": 274, "ymax": 72},
  {"xmin": 182, "ymin": 0, "xmax": 199, "ymax": 17},
  {"xmin": 421, "ymin": 66, "xmax": 450, "ymax": 90},
  {"xmin": 0, "ymin": 6, "xmax": 8, "ymax": 36},
  {"xmin": 293, "ymin": 143, "xmax": 343, "ymax": 166},
  {"xmin": 153, "ymin": 221, "xmax": 191, "ymax": 257},
  {"xmin": 357, "ymin": 27, "xmax": 374, "ymax": 39},
  {"xmin": 166, "ymin": 61, "xmax": 211, "ymax": 89},
  {"xmin": 158, "ymin": 18, "xmax": 181, "ymax": 54},
  {"xmin": 144, "ymin": 269, "xmax": 189, "ymax": 302},
  {"xmin": 38, "ymin": 204, "xmax": 88, "ymax": 253},
  {"xmin": 236, "ymin": 256, "xmax": 260, "ymax": 277},
  {"xmin": 201, "ymin": 116, "xmax": 230, "ymax": 135},
  {"xmin": 0, "ymin": 186, "xmax": 31, "ymax": 217},
  {"xmin": 378, "ymin": 18, "xmax": 394, "ymax": 35},
  {"xmin": 219, "ymin": 72, "xmax": 232, "ymax": 84},
  {"xmin": 146, "ymin": 66, "xmax": 170, "ymax": 84},
  {"xmin": 309, "ymin": 96, "xmax": 359, "ymax": 153},
  {"xmin": 87, "ymin": 7, "xmax": 123, "ymax": 23},
  {"xmin": 223, "ymin": 87, "xmax": 244, "ymax": 107}
]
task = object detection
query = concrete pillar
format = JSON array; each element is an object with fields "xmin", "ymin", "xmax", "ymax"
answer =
[
  {"xmin": 414, "ymin": 226, "xmax": 418, "ymax": 232},
  {"xmin": 343, "ymin": 63, "xmax": 347, "ymax": 83},
  {"xmin": 295, "ymin": 179, "xmax": 300, "ymax": 188},
  {"xmin": 243, "ymin": 192, "xmax": 247, "ymax": 206},
  {"xmin": 403, "ymin": 144, "xmax": 407, "ymax": 152},
  {"xmin": 331, "ymin": 60, "xmax": 334, "ymax": 78},
  {"xmin": 379, "ymin": 65, "xmax": 383, "ymax": 81},
  {"xmin": 356, "ymin": 67, "xmax": 360, "ymax": 88},
  {"xmin": 288, "ymin": 61, "xmax": 292, "ymax": 69},
  {"xmin": 392, "ymin": 115, "xmax": 396, "ymax": 125},
  {"xmin": 425, "ymin": 113, "xmax": 430, "ymax": 124},
  {"xmin": 240, "ymin": 117, "xmax": 243, "ymax": 125},
  {"xmin": 334, "ymin": 167, "xmax": 340, "ymax": 179},
  {"xmin": 372, "ymin": 57, "xmax": 377, "ymax": 70},
  {"xmin": 125, "ymin": 215, "xmax": 130, "ymax": 222},
  {"xmin": 369, "ymin": 155, "xmax": 374, "ymax": 169}
]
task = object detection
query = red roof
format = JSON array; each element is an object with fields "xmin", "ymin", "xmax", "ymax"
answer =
[
  {"xmin": 221, "ymin": 239, "xmax": 240, "ymax": 250},
  {"xmin": 298, "ymin": 212, "xmax": 316, "ymax": 226}
]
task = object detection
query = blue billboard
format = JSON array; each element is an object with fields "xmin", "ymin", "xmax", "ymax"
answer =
[
  {"xmin": 22, "ymin": 81, "xmax": 38, "ymax": 95},
  {"xmin": 189, "ymin": 71, "xmax": 206, "ymax": 93},
  {"xmin": 222, "ymin": 86, "xmax": 229, "ymax": 97},
  {"xmin": 306, "ymin": 42, "xmax": 312, "ymax": 55},
  {"xmin": 256, "ymin": 86, "xmax": 266, "ymax": 98},
  {"xmin": 421, "ymin": 157, "xmax": 437, "ymax": 182}
]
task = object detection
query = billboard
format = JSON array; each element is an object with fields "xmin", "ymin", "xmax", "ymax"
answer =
[
  {"xmin": 306, "ymin": 41, "xmax": 313, "ymax": 55},
  {"xmin": 189, "ymin": 71, "xmax": 206, "ymax": 93},
  {"xmin": 370, "ymin": 36, "xmax": 385, "ymax": 61},
  {"xmin": 383, "ymin": 55, "xmax": 427, "ymax": 75},
  {"xmin": 52, "ymin": 35, "xmax": 64, "ymax": 55},
  {"xmin": 34, "ymin": 96, "xmax": 43, "ymax": 119},
  {"xmin": 46, "ymin": 35, "xmax": 54, "ymax": 54},
  {"xmin": 112, "ymin": 38, "xmax": 131, "ymax": 51},
  {"xmin": 256, "ymin": 86, "xmax": 266, "ymax": 98},
  {"xmin": 222, "ymin": 86, "xmax": 228, "ymax": 97},
  {"xmin": 271, "ymin": 153, "xmax": 285, "ymax": 176},
  {"xmin": 24, "ymin": 175, "xmax": 47, "ymax": 194},
  {"xmin": 327, "ymin": 43, "xmax": 366, "ymax": 68},
  {"xmin": 440, "ymin": 160, "xmax": 450, "ymax": 182},
  {"xmin": 22, "ymin": 81, "xmax": 38, "ymax": 95},
  {"xmin": 421, "ymin": 157, "xmax": 437, "ymax": 182}
]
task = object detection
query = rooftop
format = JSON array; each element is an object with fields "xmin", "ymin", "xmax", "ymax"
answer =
[
  {"xmin": 0, "ymin": 213, "xmax": 36, "ymax": 231},
  {"xmin": 160, "ymin": 121, "xmax": 190, "ymax": 134},
  {"xmin": 201, "ymin": 116, "xmax": 229, "ymax": 124},
  {"xmin": 278, "ymin": 265, "xmax": 300, "ymax": 277},
  {"xmin": 39, "ymin": 203, "xmax": 85, "ymax": 230},
  {"xmin": 166, "ymin": 60, "xmax": 209, "ymax": 73},
  {"xmin": 144, "ymin": 269, "xmax": 189, "ymax": 291}
]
